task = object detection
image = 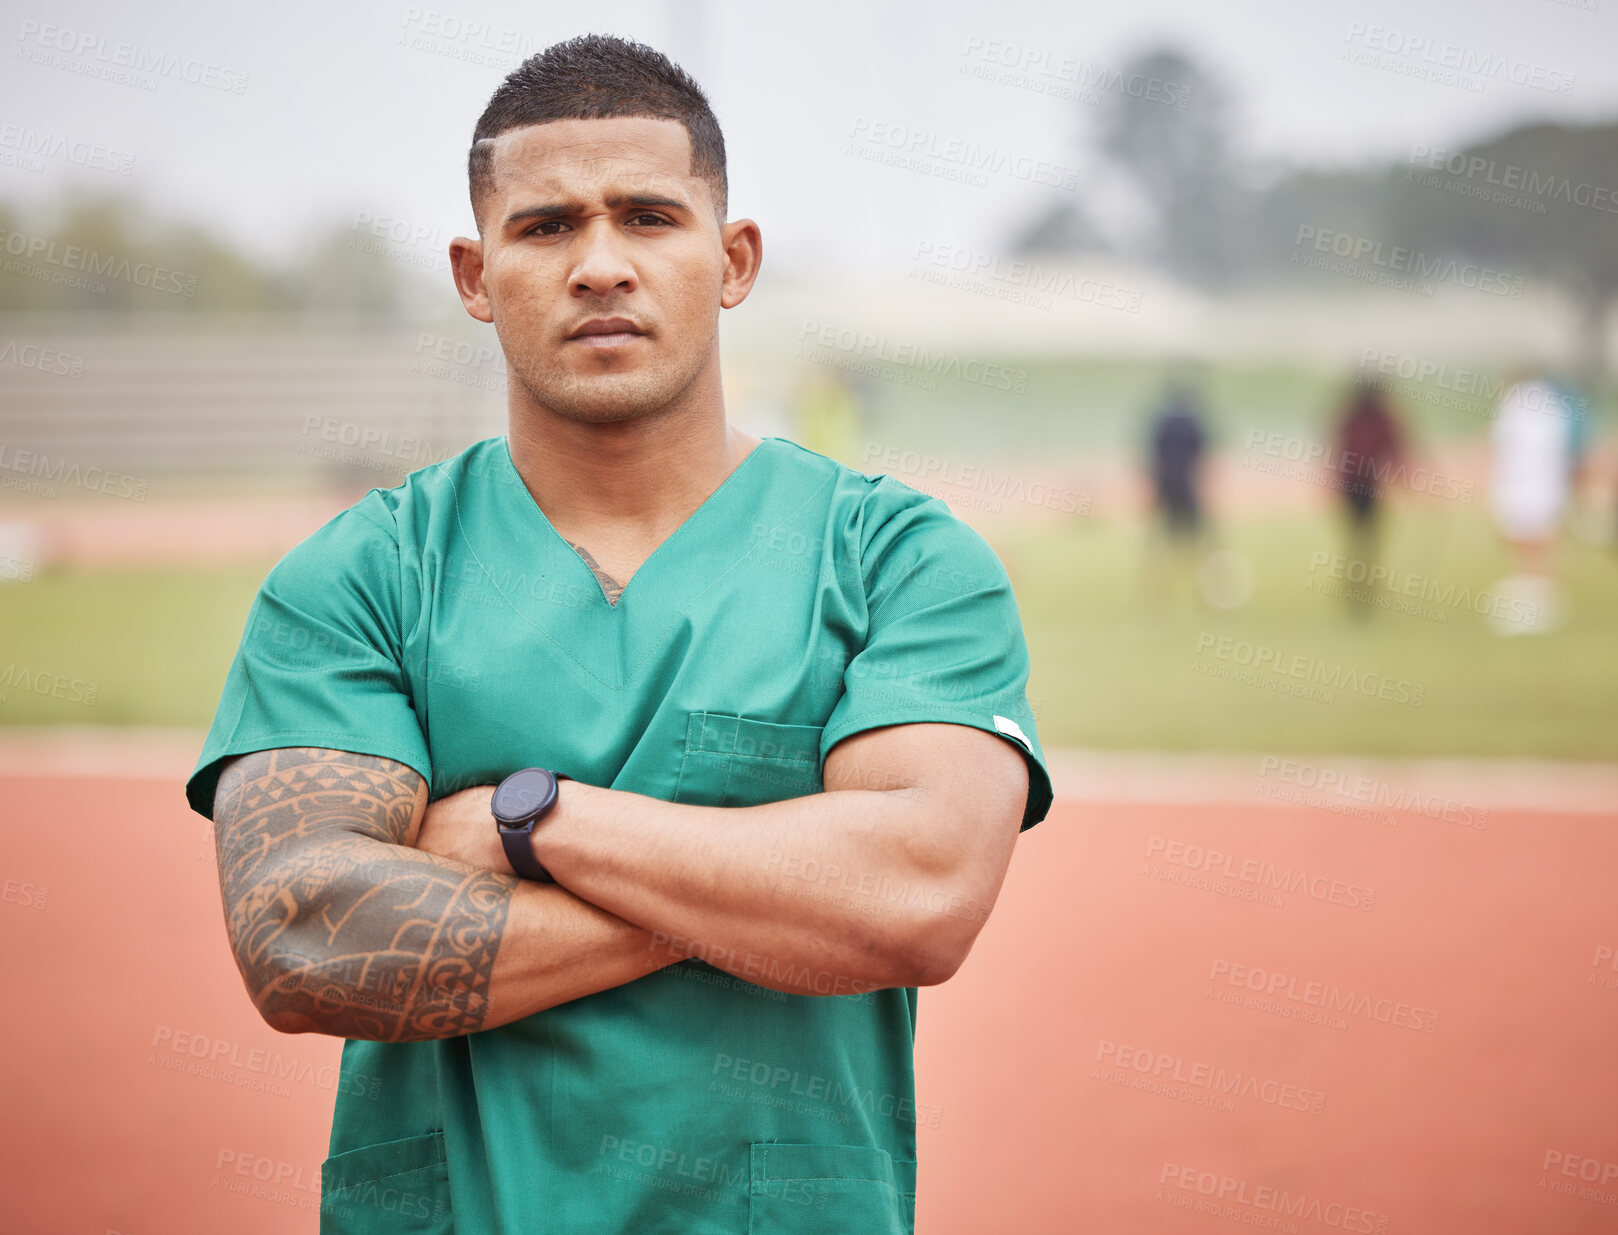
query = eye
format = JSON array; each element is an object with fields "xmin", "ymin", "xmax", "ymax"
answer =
[
  {"xmin": 524, "ymin": 220, "xmax": 567, "ymax": 237},
  {"xmin": 628, "ymin": 213, "xmax": 671, "ymax": 227}
]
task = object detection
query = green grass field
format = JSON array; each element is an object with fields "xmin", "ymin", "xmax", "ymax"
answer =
[
  {"xmin": 1007, "ymin": 503, "xmax": 1618, "ymax": 759},
  {"xmin": 0, "ymin": 563, "xmax": 272, "ymax": 728},
  {"xmin": 2, "ymin": 504, "xmax": 1614, "ymax": 758}
]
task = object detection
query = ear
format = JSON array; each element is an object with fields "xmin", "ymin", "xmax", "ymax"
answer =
[
  {"xmin": 449, "ymin": 235, "xmax": 493, "ymax": 323},
  {"xmin": 717, "ymin": 218, "xmax": 763, "ymax": 310}
]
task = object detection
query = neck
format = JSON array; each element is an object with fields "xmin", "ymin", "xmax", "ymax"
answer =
[{"xmin": 505, "ymin": 371, "xmax": 761, "ymax": 538}]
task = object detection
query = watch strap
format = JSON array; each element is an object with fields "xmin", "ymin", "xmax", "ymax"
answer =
[{"xmin": 499, "ymin": 822, "xmax": 554, "ymax": 883}]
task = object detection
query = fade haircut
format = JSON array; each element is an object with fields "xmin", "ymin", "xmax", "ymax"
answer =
[{"xmin": 468, "ymin": 34, "xmax": 728, "ymax": 234}]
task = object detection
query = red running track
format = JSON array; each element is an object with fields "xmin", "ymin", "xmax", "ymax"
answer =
[{"xmin": 2, "ymin": 774, "xmax": 1616, "ymax": 1233}]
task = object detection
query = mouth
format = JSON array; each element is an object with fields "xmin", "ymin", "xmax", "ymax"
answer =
[{"xmin": 565, "ymin": 317, "xmax": 647, "ymax": 348}]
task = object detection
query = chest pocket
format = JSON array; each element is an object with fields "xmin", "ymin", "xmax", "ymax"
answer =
[{"xmin": 673, "ymin": 712, "xmax": 825, "ymax": 807}]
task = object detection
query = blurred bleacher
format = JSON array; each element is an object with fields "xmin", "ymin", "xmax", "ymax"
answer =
[{"xmin": 0, "ymin": 314, "xmax": 506, "ymax": 484}]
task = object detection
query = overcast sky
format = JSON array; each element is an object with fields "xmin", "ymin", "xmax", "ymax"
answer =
[{"xmin": 4, "ymin": 0, "xmax": 1616, "ymax": 276}]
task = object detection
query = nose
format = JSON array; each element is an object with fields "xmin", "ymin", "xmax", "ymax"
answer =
[{"xmin": 569, "ymin": 217, "xmax": 637, "ymax": 298}]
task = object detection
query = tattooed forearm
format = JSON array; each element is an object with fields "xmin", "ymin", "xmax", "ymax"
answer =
[{"xmin": 212, "ymin": 747, "xmax": 515, "ymax": 1042}]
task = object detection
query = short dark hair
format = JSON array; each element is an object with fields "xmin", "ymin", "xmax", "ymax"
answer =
[{"xmin": 468, "ymin": 34, "xmax": 728, "ymax": 233}]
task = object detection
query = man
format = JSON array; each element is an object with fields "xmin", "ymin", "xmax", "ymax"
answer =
[
  {"xmin": 1486, "ymin": 369, "xmax": 1587, "ymax": 634},
  {"xmin": 1134, "ymin": 377, "xmax": 1209, "ymax": 608},
  {"xmin": 1146, "ymin": 380, "xmax": 1207, "ymax": 543},
  {"xmin": 187, "ymin": 34, "xmax": 1052, "ymax": 1235},
  {"xmin": 1330, "ymin": 379, "xmax": 1404, "ymax": 620}
]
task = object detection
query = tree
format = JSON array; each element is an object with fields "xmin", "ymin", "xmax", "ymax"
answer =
[
  {"xmin": 1389, "ymin": 121, "xmax": 1618, "ymax": 383},
  {"xmin": 1093, "ymin": 47, "xmax": 1244, "ymax": 288}
]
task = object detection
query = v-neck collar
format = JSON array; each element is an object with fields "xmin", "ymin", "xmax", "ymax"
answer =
[{"xmin": 498, "ymin": 435, "xmax": 777, "ymax": 611}]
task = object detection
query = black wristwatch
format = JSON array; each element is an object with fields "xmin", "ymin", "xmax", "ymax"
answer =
[{"xmin": 491, "ymin": 768, "xmax": 570, "ymax": 882}]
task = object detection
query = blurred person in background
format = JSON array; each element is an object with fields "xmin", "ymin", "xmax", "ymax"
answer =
[
  {"xmin": 1330, "ymin": 378, "xmax": 1404, "ymax": 621},
  {"xmin": 1135, "ymin": 376, "xmax": 1213, "ymax": 609},
  {"xmin": 1487, "ymin": 369, "xmax": 1589, "ymax": 635}
]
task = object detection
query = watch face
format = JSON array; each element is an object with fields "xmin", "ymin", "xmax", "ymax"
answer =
[{"xmin": 491, "ymin": 768, "xmax": 556, "ymax": 825}]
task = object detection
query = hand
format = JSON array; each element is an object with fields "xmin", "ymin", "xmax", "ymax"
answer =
[{"xmin": 413, "ymin": 785, "xmax": 513, "ymax": 875}]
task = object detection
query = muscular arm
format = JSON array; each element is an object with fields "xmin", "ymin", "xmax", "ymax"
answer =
[
  {"xmin": 210, "ymin": 747, "xmax": 679, "ymax": 1041},
  {"xmin": 417, "ymin": 723, "xmax": 1030, "ymax": 994}
]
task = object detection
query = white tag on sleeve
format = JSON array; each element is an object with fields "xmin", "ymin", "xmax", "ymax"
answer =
[{"xmin": 993, "ymin": 714, "xmax": 1032, "ymax": 753}]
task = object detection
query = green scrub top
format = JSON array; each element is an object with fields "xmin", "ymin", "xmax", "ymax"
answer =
[{"xmin": 186, "ymin": 434, "xmax": 1054, "ymax": 1235}]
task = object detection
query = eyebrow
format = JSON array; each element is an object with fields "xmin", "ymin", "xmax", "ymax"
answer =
[{"xmin": 504, "ymin": 193, "xmax": 692, "ymax": 228}]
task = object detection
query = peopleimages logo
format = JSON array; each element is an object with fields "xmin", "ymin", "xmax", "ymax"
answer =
[
  {"xmin": 1242, "ymin": 430, "xmax": 1474, "ymax": 503},
  {"xmin": 0, "ymin": 228, "xmax": 198, "ymax": 297},
  {"xmin": 0, "ymin": 337, "xmax": 86, "ymax": 378},
  {"xmin": 710, "ymin": 1052, "xmax": 944, "ymax": 1129},
  {"xmin": 1158, "ymin": 1164, "xmax": 1390, "ymax": 1233},
  {"xmin": 764, "ymin": 849, "xmax": 988, "ymax": 926},
  {"xmin": 1405, "ymin": 144, "xmax": 1618, "ymax": 214},
  {"xmin": 1207, "ymin": 959, "xmax": 1440, "ymax": 1033},
  {"xmin": 1305, "ymin": 553, "xmax": 1536, "ymax": 628},
  {"xmin": 909, "ymin": 238, "xmax": 1144, "ymax": 314},
  {"xmin": 1342, "ymin": 23, "xmax": 1576, "ymax": 95},
  {"xmin": 862, "ymin": 444, "xmax": 1082, "ymax": 513},
  {"xmin": 1356, "ymin": 350, "xmax": 1588, "ymax": 421},
  {"xmin": 595, "ymin": 1133, "xmax": 749, "ymax": 1199},
  {"xmin": 957, "ymin": 36, "xmax": 1193, "ymax": 109},
  {"xmin": 846, "ymin": 117, "xmax": 1079, "ymax": 190},
  {"xmin": 0, "ymin": 662, "xmax": 99, "ymax": 705},
  {"xmin": 1194, "ymin": 632, "xmax": 1425, "ymax": 708},
  {"xmin": 1256, "ymin": 755, "xmax": 1488, "ymax": 828},
  {"xmin": 649, "ymin": 932, "xmax": 880, "ymax": 998},
  {"xmin": 15, "ymin": 21, "xmax": 251, "ymax": 93},
  {"xmin": 1145, "ymin": 835, "xmax": 1375, "ymax": 910},
  {"xmin": 800, "ymin": 321, "xmax": 1029, "ymax": 393},
  {"xmin": 0, "ymin": 124, "xmax": 135, "ymax": 175},
  {"xmin": 1292, "ymin": 224, "xmax": 1525, "ymax": 299},
  {"xmin": 1540, "ymin": 1150, "xmax": 1618, "ymax": 1206},
  {"xmin": 1095, "ymin": 1039, "xmax": 1327, "ymax": 1115},
  {"xmin": 149, "ymin": 1025, "xmax": 384, "ymax": 1100}
]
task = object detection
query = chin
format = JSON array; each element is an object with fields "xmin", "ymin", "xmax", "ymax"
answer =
[
  {"xmin": 535, "ymin": 373, "xmax": 688, "ymax": 423},
  {"xmin": 517, "ymin": 346, "xmax": 706, "ymax": 423}
]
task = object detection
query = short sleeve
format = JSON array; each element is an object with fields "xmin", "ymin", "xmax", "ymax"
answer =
[
  {"xmin": 820, "ymin": 486, "xmax": 1054, "ymax": 831},
  {"xmin": 184, "ymin": 492, "xmax": 431, "ymax": 819}
]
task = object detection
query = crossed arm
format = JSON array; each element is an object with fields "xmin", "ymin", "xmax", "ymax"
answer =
[{"xmin": 210, "ymin": 722, "xmax": 1029, "ymax": 1042}]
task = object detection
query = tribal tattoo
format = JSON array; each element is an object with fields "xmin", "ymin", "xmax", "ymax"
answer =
[
  {"xmin": 212, "ymin": 748, "xmax": 513, "ymax": 1042},
  {"xmin": 568, "ymin": 541, "xmax": 625, "ymax": 606}
]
